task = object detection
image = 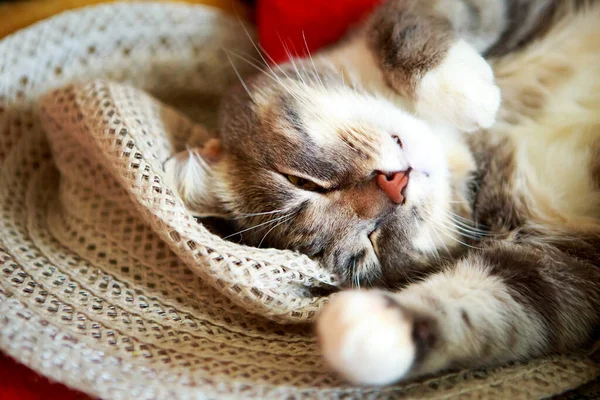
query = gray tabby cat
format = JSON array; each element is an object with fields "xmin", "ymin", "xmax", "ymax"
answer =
[{"xmin": 165, "ymin": 0, "xmax": 600, "ymax": 385}]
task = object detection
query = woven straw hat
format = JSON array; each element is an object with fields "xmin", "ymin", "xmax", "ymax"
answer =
[{"xmin": 0, "ymin": 2, "xmax": 598, "ymax": 398}]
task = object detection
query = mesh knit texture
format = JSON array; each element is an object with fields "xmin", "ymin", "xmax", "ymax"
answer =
[{"xmin": 0, "ymin": 2, "xmax": 599, "ymax": 399}]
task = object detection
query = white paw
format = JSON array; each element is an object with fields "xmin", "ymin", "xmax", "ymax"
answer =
[
  {"xmin": 415, "ymin": 40, "xmax": 501, "ymax": 133},
  {"xmin": 316, "ymin": 290, "xmax": 416, "ymax": 386}
]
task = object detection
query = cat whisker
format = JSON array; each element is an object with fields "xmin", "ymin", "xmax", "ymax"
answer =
[
  {"xmin": 432, "ymin": 222, "xmax": 482, "ymax": 250},
  {"xmin": 234, "ymin": 14, "xmax": 279, "ymax": 76},
  {"xmin": 446, "ymin": 216, "xmax": 498, "ymax": 239},
  {"xmin": 413, "ymin": 212, "xmax": 443, "ymax": 261},
  {"xmin": 432, "ymin": 204, "xmax": 479, "ymax": 224},
  {"xmin": 277, "ymin": 37, "xmax": 308, "ymax": 86},
  {"xmin": 223, "ymin": 212, "xmax": 292, "ymax": 240},
  {"xmin": 234, "ymin": 207, "xmax": 292, "ymax": 219},
  {"xmin": 375, "ymin": 273, "xmax": 391, "ymax": 290},
  {"xmin": 289, "ymin": 57, "xmax": 308, "ymax": 87},
  {"xmin": 256, "ymin": 35, "xmax": 308, "ymax": 92},
  {"xmin": 283, "ymin": 36, "xmax": 323, "ymax": 89},
  {"xmin": 429, "ymin": 221, "xmax": 452, "ymax": 256},
  {"xmin": 449, "ymin": 215, "xmax": 488, "ymax": 235},
  {"xmin": 257, "ymin": 215, "xmax": 295, "ymax": 248},
  {"xmin": 438, "ymin": 217, "xmax": 485, "ymax": 240},
  {"xmin": 446, "ymin": 211, "xmax": 489, "ymax": 232},
  {"xmin": 279, "ymin": 36, "xmax": 316, "ymax": 85},
  {"xmin": 423, "ymin": 209, "xmax": 483, "ymax": 250},
  {"xmin": 431, "ymin": 205, "xmax": 492, "ymax": 235},
  {"xmin": 223, "ymin": 48, "xmax": 305, "ymax": 104},
  {"xmin": 428, "ymin": 209, "xmax": 482, "ymax": 240},
  {"xmin": 423, "ymin": 213, "xmax": 446, "ymax": 259},
  {"xmin": 426, "ymin": 228, "xmax": 443, "ymax": 262},
  {"xmin": 444, "ymin": 209, "xmax": 478, "ymax": 223},
  {"xmin": 448, "ymin": 219, "xmax": 490, "ymax": 236},
  {"xmin": 225, "ymin": 53, "xmax": 255, "ymax": 103},
  {"xmin": 234, "ymin": 17, "xmax": 308, "ymax": 105},
  {"xmin": 353, "ymin": 258, "xmax": 361, "ymax": 289},
  {"xmin": 278, "ymin": 32, "xmax": 318, "ymax": 88},
  {"xmin": 302, "ymin": 31, "xmax": 326, "ymax": 89},
  {"xmin": 222, "ymin": 49, "xmax": 276, "ymax": 80},
  {"xmin": 340, "ymin": 66, "xmax": 348, "ymax": 89},
  {"xmin": 186, "ymin": 147, "xmax": 211, "ymax": 171},
  {"xmin": 438, "ymin": 220, "xmax": 483, "ymax": 241}
]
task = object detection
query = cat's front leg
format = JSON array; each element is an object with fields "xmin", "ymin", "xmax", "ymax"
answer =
[
  {"xmin": 411, "ymin": 40, "xmax": 501, "ymax": 132},
  {"xmin": 317, "ymin": 243, "xmax": 600, "ymax": 385},
  {"xmin": 367, "ymin": 0, "xmax": 502, "ymax": 132},
  {"xmin": 316, "ymin": 266, "xmax": 519, "ymax": 386},
  {"xmin": 316, "ymin": 289, "xmax": 430, "ymax": 385}
]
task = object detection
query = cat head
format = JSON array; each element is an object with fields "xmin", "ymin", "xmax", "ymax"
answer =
[{"xmin": 165, "ymin": 61, "xmax": 474, "ymax": 287}]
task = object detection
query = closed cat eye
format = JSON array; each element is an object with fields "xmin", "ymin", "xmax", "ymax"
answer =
[{"xmin": 286, "ymin": 174, "xmax": 324, "ymax": 192}]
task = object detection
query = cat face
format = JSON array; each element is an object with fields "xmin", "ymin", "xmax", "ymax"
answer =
[{"xmin": 166, "ymin": 64, "xmax": 463, "ymax": 287}]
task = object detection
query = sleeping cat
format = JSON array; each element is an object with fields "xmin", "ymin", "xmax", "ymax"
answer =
[{"xmin": 165, "ymin": 0, "xmax": 600, "ymax": 386}]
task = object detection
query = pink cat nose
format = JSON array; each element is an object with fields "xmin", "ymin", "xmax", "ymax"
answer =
[{"xmin": 376, "ymin": 169, "xmax": 411, "ymax": 204}]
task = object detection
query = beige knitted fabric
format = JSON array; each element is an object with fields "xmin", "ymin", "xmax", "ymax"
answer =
[{"xmin": 0, "ymin": 2, "xmax": 598, "ymax": 399}]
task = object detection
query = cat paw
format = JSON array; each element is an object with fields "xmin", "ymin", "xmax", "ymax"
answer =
[
  {"xmin": 415, "ymin": 40, "xmax": 501, "ymax": 133},
  {"xmin": 316, "ymin": 290, "xmax": 419, "ymax": 386}
]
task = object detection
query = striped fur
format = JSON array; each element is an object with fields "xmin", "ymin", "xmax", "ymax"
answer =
[{"xmin": 165, "ymin": 0, "xmax": 600, "ymax": 385}]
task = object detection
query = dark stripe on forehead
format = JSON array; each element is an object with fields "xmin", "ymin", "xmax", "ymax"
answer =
[
  {"xmin": 270, "ymin": 95, "xmax": 350, "ymax": 182},
  {"xmin": 251, "ymin": 121, "xmax": 350, "ymax": 184},
  {"xmin": 340, "ymin": 136, "xmax": 370, "ymax": 160},
  {"xmin": 287, "ymin": 148, "xmax": 347, "ymax": 182},
  {"xmin": 281, "ymin": 95, "xmax": 310, "ymax": 139},
  {"xmin": 339, "ymin": 125, "xmax": 380, "ymax": 161}
]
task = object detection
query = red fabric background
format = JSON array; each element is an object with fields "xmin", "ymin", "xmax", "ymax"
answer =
[
  {"xmin": 257, "ymin": 0, "xmax": 382, "ymax": 64},
  {"xmin": 0, "ymin": 1, "xmax": 379, "ymax": 398},
  {"xmin": 0, "ymin": 353, "xmax": 89, "ymax": 400}
]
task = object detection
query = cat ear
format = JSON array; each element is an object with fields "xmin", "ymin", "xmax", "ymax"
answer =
[{"xmin": 163, "ymin": 138, "xmax": 229, "ymax": 218}]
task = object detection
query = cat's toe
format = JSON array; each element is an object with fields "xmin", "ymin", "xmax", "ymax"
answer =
[
  {"xmin": 415, "ymin": 40, "xmax": 501, "ymax": 132},
  {"xmin": 316, "ymin": 290, "xmax": 416, "ymax": 386}
]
